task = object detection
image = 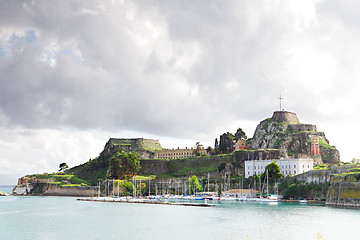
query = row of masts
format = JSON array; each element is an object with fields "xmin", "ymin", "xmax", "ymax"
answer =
[{"xmin": 97, "ymin": 171, "xmax": 275, "ymax": 198}]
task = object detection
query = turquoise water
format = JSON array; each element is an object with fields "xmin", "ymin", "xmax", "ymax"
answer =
[
  {"xmin": 0, "ymin": 185, "xmax": 15, "ymax": 194},
  {"xmin": 0, "ymin": 196, "xmax": 360, "ymax": 240}
]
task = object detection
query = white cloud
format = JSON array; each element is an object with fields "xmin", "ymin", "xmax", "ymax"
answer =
[{"xmin": 0, "ymin": 0, "xmax": 360, "ymax": 184}]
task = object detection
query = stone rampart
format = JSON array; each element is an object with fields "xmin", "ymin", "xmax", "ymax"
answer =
[
  {"xmin": 107, "ymin": 138, "xmax": 162, "ymax": 151},
  {"xmin": 140, "ymin": 154, "xmax": 235, "ymax": 178},
  {"xmin": 140, "ymin": 159, "xmax": 170, "ymax": 175},
  {"xmin": 44, "ymin": 185, "xmax": 98, "ymax": 197},
  {"xmin": 272, "ymin": 111, "xmax": 300, "ymax": 123},
  {"xmin": 288, "ymin": 124, "xmax": 317, "ymax": 132},
  {"xmin": 292, "ymin": 165, "xmax": 354, "ymax": 184},
  {"xmin": 326, "ymin": 182, "xmax": 360, "ymax": 207},
  {"xmin": 140, "ymin": 149, "xmax": 286, "ymax": 178}
]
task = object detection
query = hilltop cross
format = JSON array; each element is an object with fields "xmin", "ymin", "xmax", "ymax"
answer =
[{"xmin": 278, "ymin": 95, "xmax": 283, "ymax": 111}]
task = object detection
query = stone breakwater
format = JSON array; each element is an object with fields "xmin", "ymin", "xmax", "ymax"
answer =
[{"xmin": 13, "ymin": 183, "xmax": 98, "ymax": 197}]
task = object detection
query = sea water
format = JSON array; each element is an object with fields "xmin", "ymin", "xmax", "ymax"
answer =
[{"xmin": 0, "ymin": 195, "xmax": 360, "ymax": 240}]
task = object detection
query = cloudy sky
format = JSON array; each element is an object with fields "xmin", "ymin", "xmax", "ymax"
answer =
[{"xmin": 1, "ymin": 0, "xmax": 360, "ymax": 185}]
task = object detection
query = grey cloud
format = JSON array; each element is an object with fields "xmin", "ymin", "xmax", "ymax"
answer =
[{"xmin": 0, "ymin": 0, "xmax": 359, "ymax": 142}]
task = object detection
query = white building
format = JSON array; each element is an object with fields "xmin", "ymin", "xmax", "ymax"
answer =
[{"xmin": 245, "ymin": 159, "xmax": 314, "ymax": 178}]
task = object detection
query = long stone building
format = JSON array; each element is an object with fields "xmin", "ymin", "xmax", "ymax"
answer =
[{"xmin": 154, "ymin": 147, "xmax": 207, "ymax": 160}]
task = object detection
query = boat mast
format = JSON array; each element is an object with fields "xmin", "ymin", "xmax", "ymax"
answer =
[{"xmin": 266, "ymin": 169, "xmax": 269, "ymax": 197}]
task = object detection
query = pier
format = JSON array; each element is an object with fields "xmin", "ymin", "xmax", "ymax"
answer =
[{"xmin": 77, "ymin": 197, "xmax": 214, "ymax": 207}]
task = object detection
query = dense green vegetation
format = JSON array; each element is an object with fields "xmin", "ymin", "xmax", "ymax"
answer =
[
  {"xmin": 109, "ymin": 151, "xmax": 141, "ymax": 179},
  {"xmin": 215, "ymin": 128, "xmax": 248, "ymax": 154},
  {"xmin": 313, "ymin": 164, "xmax": 330, "ymax": 171},
  {"xmin": 31, "ymin": 173, "xmax": 89, "ymax": 186},
  {"xmin": 279, "ymin": 180, "xmax": 329, "ymax": 200}
]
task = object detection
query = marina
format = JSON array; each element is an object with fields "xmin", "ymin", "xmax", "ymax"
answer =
[{"xmin": 0, "ymin": 194, "xmax": 358, "ymax": 240}]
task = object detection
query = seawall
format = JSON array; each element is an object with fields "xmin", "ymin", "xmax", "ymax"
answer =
[
  {"xmin": 44, "ymin": 185, "xmax": 98, "ymax": 197},
  {"xmin": 13, "ymin": 183, "xmax": 98, "ymax": 197},
  {"xmin": 326, "ymin": 181, "xmax": 360, "ymax": 207}
]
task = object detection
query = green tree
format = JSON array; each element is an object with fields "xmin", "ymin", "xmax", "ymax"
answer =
[
  {"xmin": 109, "ymin": 152, "xmax": 125, "ymax": 179},
  {"xmin": 109, "ymin": 151, "xmax": 141, "ymax": 179},
  {"xmin": 126, "ymin": 151, "xmax": 141, "ymax": 177},
  {"xmin": 235, "ymin": 128, "xmax": 247, "ymax": 141},
  {"xmin": 59, "ymin": 162, "xmax": 68, "ymax": 172},
  {"xmin": 189, "ymin": 175, "xmax": 201, "ymax": 195},
  {"xmin": 193, "ymin": 142, "xmax": 203, "ymax": 156},
  {"xmin": 214, "ymin": 138, "xmax": 220, "ymax": 154},
  {"xmin": 260, "ymin": 161, "xmax": 284, "ymax": 184},
  {"xmin": 219, "ymin": 132, "xmax": 235, "ymax": 154}
]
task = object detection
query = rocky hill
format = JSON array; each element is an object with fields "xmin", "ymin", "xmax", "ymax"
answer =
[
  {"xmin": 67, "ymin": 138, "xmax": 162, "ymax": 184},
  {"xmin": 247, "ymin": 111, "xmax": 340, "ymax": 164}
]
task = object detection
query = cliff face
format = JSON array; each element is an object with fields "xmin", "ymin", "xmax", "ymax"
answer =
[{"xmin": 247, "ymin": 111, "xmax": 340, "ymax": 164}]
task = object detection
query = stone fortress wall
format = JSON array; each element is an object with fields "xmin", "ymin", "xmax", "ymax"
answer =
[
  {"xmin": 107, "ymin": 138, "xmax": 162, "ymax": 151},
  {"xmin": 288, "ymin": 124, "xmax": 317, "ymax": 132},
  {"xmin": 272, "ymin": 111, "xmax": 300, "ymax": 123}
]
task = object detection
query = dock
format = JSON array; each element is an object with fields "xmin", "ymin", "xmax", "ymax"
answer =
[{"xmin": 77, "ymin": 198, "xmax": 214, "ymax": 207}]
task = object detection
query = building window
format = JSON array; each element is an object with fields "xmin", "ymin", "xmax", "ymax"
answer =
[
  {"xmin": 294, "ymin": 165, "xmax": 296, "ymax": 168},
  {"xmin": 248, "ymin": 172, "xmax": 250, "ymax": 176},
  {"xmin": 286, "ymin": 171, "xmax": 287, "ymax": 174},
  {"xmin": 294, "ymin": 170, "xmax": 296, "ymax": 174},
  {"xmin": 308, "ymin": 165, "xmax": 309, "ymax": 168},
  {"xmin": 303, "ymin": 165, "xmax": 304, "ymax": 168}
]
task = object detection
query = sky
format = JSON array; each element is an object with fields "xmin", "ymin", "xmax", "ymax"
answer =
[{"xmin": 1, "ymin": 0, "xmax": 360, "ymax": 185}]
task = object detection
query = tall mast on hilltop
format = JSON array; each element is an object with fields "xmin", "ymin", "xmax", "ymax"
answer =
[{"xmin": 278, "ymin": 95, "xmax": 283, "ymax": 111}]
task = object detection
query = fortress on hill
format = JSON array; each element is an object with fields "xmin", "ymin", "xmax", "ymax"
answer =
[
  {"xmin": 98, "ymin": 110, "xmax": 340, "ymax": 179},
  {"xmin": 105, "ymin": 111, "xmax": 340, "ymax": 165}
]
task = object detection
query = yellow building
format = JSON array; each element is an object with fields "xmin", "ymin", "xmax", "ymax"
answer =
[{"xmin": 154, "ymin": 147, "xmax": 207, "ymax": 159}]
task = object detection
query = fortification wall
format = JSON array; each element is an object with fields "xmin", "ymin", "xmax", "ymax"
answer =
[
  {"xmin": 326, "ymin": 182, "xmax": 360, "ymax": 207},
  {"xmin": 292, "ymin": 165, "xmax": 354, "ymax": 184},
  {"xmin": 288, "ymin": 124, "xmax": 317, "ymax": 132},
  {"xmin": 296, "ymin": 153, "xmax": 322, "ymax": 165},
  {"xmin": 272, "ymin": 111, "xmax": 300, "ymax": 123},
  {"xmin": 233, "ymin": 149, "xmax": 287, "ymax": 161},
  {"xmin": 140, "ymin": 149, "xmax": 286, "ymax": 178},
  {"xmin": 44, "ymin": 185, "xmax": 98, "ymax": 197},
  {"xmin": 107, "ymin": 138, "xmax": 162, "ymax": 151},
  {"xmin": 140, "ymin": 154, "xmax": 235, "ymax": 178},
  {"xmin": 140, "ymin": 159, "xmax": 170, "ymax": 174}
]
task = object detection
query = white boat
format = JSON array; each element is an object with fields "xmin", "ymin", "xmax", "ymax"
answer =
[
  {"xmin": 300, "ymin": 199, "xmax": 308, "ymax": 203},
  {"xmin": 219, "ymin": 196, "xmax": 239, "ymax": 201}
]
